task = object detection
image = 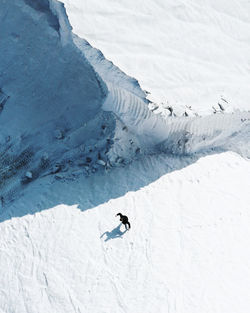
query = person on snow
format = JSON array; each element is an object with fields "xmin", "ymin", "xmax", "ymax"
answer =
[{"xmin": 116, "ymin": 213, "xmax": 131, "ymax": 230}]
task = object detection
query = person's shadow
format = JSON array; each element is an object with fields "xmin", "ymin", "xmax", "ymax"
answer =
[{"xmin": 100, "ymin": 223, "xmax": 128, "ymax": 241}]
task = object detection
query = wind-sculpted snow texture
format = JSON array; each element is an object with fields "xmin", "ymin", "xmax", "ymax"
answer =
[{"xmin": 103, "ymin": 83, "xmax": 250, "ymax": 157}]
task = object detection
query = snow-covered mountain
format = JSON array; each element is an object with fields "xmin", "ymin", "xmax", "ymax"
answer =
[{"xmin": 0, "ymin": 0, "xmax": 250, "ymax": 312}]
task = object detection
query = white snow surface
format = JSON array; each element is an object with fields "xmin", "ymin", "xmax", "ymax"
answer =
[
  {"xmin": 1, "ymin": 152, "xmax": 250, "ymax": 313},
  {"xmin": 63, "ymin": 0, "xmax": 250, "ymax": 114},
  {"xmin": 0, "ymin": 0, "xmax": 250, "ymax": 313}
]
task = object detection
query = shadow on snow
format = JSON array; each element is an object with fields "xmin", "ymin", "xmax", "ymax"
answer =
[
  {"xmin": 100, "ymin": 223, "xmax": 128, "ymax": 241},
  {"xmin": 0, "ymin": 149, "xmax": 236, "ymax": 223}
]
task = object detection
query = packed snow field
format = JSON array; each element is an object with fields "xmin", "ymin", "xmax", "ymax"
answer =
[
  {"xmin": 2, "ymin": 151, "xmax": 250, "ymax": 313},
  {"xmin": 0, "ymin": 0, "xmax": 250, "ymax": 313},
  {"xmin": 63, "ymin": 0, "xmax": 250, "ymax": 114}
]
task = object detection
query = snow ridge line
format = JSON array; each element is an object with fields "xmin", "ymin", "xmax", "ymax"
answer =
[
  {"xmin": 72, "ymin": 34, "xmax": 147, "ymax": 102},
  {"xmin": 103, "ymin": 83, "xmax": 250, "ymax": 157},
  {"xmin": 48, "ymin": 0, "xmax": 72, "ymax": 45}
]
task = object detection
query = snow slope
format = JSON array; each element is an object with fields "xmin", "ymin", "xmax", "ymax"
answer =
[
  {"xmin": 1, "ymin": 151, "xmax": 250, "ymax": 313},
  {"xmin": 63, "ymin": 0, "xmax": 250, "ymax": 114},
  {"xmin": 0, "ymin": 0, "xmax": 250, "ymax": 313},
  {"xmin": 0, "ymin": 0, "xmax": 147, "ymax": 205},
  {"xmin": 0, "ymin": 0, "xmax": 108, "ymax": 200}
]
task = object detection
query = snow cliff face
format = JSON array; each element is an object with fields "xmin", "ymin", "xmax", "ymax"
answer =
[{"xmin": 0, "ymin": 0, "xmax": 141, "ymax": 204}]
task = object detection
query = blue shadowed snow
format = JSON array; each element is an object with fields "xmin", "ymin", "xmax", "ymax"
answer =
[
  {"xmin": 0, "ymin": 0, "xmax": 116, "ymax": 203},
  {"xmin": 100, "ymin": 223, "xmax": 128, "ymax": 241}
]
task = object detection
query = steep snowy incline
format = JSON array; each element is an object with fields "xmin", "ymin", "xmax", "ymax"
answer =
[
  {"xmin": 0, "ymin": 0, "xmax": 106, "ymax": 135},
  {"xmin": 63, "ymin": 0, "xmax": 250, "ymax": 114},
  {"xmin": 0, "ymin": 0, "xmax": 141, "ymax": 205},
  {"xmin": 1, "ymin": 151, "xmax": 250, "ymax": 313}
]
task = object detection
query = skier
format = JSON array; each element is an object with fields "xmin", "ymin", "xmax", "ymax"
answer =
[{"xmin": 116, "ymin": 213, "xmax": 131, "ymax": 230}]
